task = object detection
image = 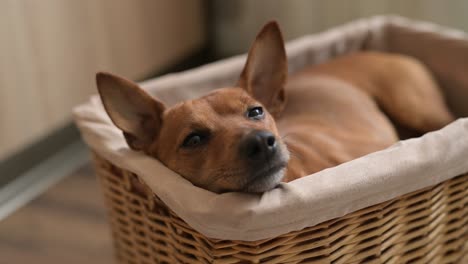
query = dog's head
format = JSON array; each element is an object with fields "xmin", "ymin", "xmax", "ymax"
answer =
[{"xmin": 96, "ymin": 22, "xmax": 289, "ymax": 193}]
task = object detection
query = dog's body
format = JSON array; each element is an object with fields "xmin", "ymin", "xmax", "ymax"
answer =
[
  {"xmin": 280, "ymin": 51, "xmax": 454, "ymax": 181},
  {"xmin": 96, "ymin": 22, "xmax": 454, "ymax": 193}
]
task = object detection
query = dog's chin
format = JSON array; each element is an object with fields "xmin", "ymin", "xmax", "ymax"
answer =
[{"xmin": 242, "ymin": 166, "xmax": 286, "ymax": 193}]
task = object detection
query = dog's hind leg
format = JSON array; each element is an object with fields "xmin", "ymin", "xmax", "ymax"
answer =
[{"xmin": 373, "ymin": 60, "xmax": 455, "ymax": 134}]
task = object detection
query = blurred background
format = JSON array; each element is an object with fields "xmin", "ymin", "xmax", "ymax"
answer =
[{"xmin": 1, "ymin": 0, "xmax": 467, "ymax": 263}]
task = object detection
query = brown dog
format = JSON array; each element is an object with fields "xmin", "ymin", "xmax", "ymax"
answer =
[{"xmin": 96, "ymin": 22, "xmax": 454, "ymax": 193}]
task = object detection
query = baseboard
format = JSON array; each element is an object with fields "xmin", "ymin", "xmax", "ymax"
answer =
[
  {"xmin": 0, "ymin": 139, "xmax": 89, "ymax": 220},
  {"xmin": 0, "ymin": 123, "xmax": 81, "ymax": 188}
]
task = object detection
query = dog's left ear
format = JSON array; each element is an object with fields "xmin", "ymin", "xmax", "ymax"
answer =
[
  {"xmin": 96, "ymin": 72, "xmax": 166, "ymax": 151},
  {"xmin": 238, "ymin": 21, "xmax": 288, "ymax": 117}
]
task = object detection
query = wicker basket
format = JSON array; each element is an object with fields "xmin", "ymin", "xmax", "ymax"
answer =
[
  {"xmin": 93, "ymin": 155, "xmax": 468, "ymax": 263},
  {"xmin": 76, "ymin": 16, "xmax": 468, "ymax": 263}
]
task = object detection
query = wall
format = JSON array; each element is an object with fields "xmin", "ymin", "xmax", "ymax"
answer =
[
  {"xmin": 0, "ymin": 0, "xmax": 205, "ymax": 160},
  {"xmin": 212, "ymin": 0, "xmax": 468, "ymax": 56}
]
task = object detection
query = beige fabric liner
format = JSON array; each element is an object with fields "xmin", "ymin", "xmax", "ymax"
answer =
[{"xmin": 74, "ymin": 16, "xmax": 468, "ymax": 241}]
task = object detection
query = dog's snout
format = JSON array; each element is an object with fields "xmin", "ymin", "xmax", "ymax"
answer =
[{"xmin": 240, "ymin": 130, "xmax": 277, "ymax": 160}]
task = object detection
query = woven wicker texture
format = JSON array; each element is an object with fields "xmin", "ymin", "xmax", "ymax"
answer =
[{"xmin": 93, "ymin": 155, "xmax": 468, "ymax": 264}]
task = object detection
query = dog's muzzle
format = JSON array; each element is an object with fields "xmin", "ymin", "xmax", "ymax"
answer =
[{"xmin": 239, "ymin": 130, "xmax": 278, "ymax": 161}]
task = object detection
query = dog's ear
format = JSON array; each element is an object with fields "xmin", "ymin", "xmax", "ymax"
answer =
[
  {"xmin": 96, "ymin": 72, "xmax": 166, "ymax": 151},
  {"xmin": 238, "ymin": 21, "xmax": 288, "ymax": 117}
]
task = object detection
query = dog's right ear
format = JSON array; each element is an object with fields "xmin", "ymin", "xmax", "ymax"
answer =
[
  {"xmin": 238, "ymin": 21, "xmax": 288, "ymax": 117},
  {"xmin": 96, "ymin": 72, "xmax": 166, "ymax": 151}
]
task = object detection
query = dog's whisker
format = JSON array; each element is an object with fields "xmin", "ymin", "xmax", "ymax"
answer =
[
  {"xmin": 282, "ymin": 131, "xmax": 302, "ymax": 139},
  {"xmin": 289, "ymin": 151, "xmax": 303, "ymax": 161},
  {"xmin": 208, "ymin": 169, "xmax": 248, "ymax": 185},
  {"xmin": 283, "ymin": 141, "xmax": 304, "ymax": 161}
]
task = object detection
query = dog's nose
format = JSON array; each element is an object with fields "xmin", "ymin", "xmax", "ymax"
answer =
[{"xmin": 240, "ymin": 130, "xmax": 277, "ymax": 160}]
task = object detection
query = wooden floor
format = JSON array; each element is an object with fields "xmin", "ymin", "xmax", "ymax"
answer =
[{"xmin": 0, "ymin": 164, "xmax": 115, "ymax": 264}]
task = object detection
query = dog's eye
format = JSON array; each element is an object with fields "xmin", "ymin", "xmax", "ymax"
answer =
[
  {"xmin": 182, "ymin": 132, "xmax": 207, "ymax": 148},
  {"xmin": 247, "ymin": 106, "xmax": 264, "ymax": 119}
]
